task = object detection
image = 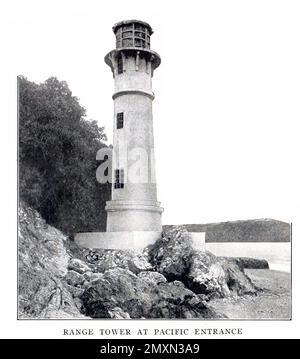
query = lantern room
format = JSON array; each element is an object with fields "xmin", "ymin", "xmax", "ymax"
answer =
[{"xmin": 113, "ymin": 20, "xmax": 153, "ymax": 49}]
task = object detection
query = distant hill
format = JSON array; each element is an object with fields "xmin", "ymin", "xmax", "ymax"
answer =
[{"xmin": 163, "ymin": 219, "xmax": 291, "ymax": 242}]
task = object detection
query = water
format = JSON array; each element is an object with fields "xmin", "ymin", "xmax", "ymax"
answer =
[{"xmin": 204, "ymin": 242, "xmax": 291, "ymax": 272}]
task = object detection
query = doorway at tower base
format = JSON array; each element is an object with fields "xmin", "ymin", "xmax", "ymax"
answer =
[{"xmin": 74, "ymin": 231, "xmax": 162, "ymax": 250}]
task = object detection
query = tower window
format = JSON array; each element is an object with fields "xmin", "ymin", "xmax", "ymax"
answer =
[
  {"xmin": 116, "ymin": 112, "xmax": 124, "ymax": 129},
  {"xmin": 114, "ymin": 169, "xmax": 124, "ymax": 189},
  {"xmin": 117, "ymin": 56, "xmax": 123, "ymax": 74}
]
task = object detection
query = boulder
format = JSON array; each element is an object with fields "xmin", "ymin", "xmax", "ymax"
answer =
[
  {"xmin": 80, "ymin": 267, "xmax": 218, "ymax": 319},
  {"xmin": 64, "ymin": 270, "xmax": 85, "ymax": 287},
  {"xmin": 228, "ymin": 257, "xmax": 269, "ymax": 270},
  {"xmin": 137, "ymin": 271, "xmax": 167, "ymax": 285},
  {"xmin": 83, "ymin": 271, "xmax": 104, "ymax": 283},
  {"xmin": 149, "ymin": 226, "xmax": 257, "ymax": 298},
  {"xmin": 68, "ymin": 258, "xmax": 91, "ymax": 274},
  {"xmin": 147, "ymin": 280, "xmax": 223, "ymax": 319},
  {"xmin": 218, "ymin": 258, "xmax": 257, "ymax": 295},
  {"xmin": 187, "ymin": 251, "xmax": 231, "ymax": 297},
  {"xmin": 127, "ymin": 253, "xmax": 153, "ymax": 274},
  {"xmin": 108, "ymin": 307, "xmax": 131, "ymax": 319},
  {"xmin": 64, "ymin": 283, "xmax": 85, "ymax": 298},
  {"xmin": 148, "ymin": 227, "xmax": 193, "ymax": 281}
]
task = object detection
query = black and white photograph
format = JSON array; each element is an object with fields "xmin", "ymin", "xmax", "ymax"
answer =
[{"xmin": 1, "ymin": 0, "xmax": 300, "ymax": 341}]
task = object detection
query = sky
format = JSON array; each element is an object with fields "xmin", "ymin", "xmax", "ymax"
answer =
[{"xmin": 1, "ymin": 0, "xmax": 299, "ymax": 225}]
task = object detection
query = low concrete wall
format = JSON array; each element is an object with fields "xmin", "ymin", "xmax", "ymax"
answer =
[
  {"xmin": 189, "ymin": 232, "xmax": 206, "ymax": 251},
  {"xmin": 75, "ymin": 231, "xmax": 161, "ymax": 250}
]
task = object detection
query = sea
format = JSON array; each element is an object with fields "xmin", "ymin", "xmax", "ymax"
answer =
[{"xmin": 204, "ymin": 242, "xmax": 291, "ymax": 273}]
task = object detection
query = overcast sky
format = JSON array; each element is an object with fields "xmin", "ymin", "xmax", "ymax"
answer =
[{"xmin": 2, "ymin": 0, "xmax": 299, "ymax": 224}]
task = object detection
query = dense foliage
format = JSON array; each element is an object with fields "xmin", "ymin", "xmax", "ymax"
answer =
[{"xmin": 19, "ymin": 76, "xmax": 111, "ymax": 236}]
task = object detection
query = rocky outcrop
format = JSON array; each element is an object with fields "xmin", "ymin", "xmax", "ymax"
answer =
[
  {"xmin": 63, "ymin": 250, "xmax": 221, "ymax": 319},
  {"xmin": 19, "ymin": 203, "xmax": 259, "ymax": 319},
  {"xmin": 224, "ymin": 257, "xmax": 269, "ymax": 270},
  {"xmin": 217, "ymin": 258, "xmax": 257, "ymax": 295},
  {"xmin": 18, "ymin": 202, "xmax": 86, "ymax": 318},
  {"xmin": 148, "ymin": 227, "xmax": 193, "ymax": 281},
  {"xmin": 68, "ymin": 258, "xmax": 92, "ymax": 274},
  {"xmin": 187, "ymin": 251, "xmax": 231, "ymax": 297},
  {"xmin": 149, "ymin": 227, "xmax": 256, "ymax": 298}
]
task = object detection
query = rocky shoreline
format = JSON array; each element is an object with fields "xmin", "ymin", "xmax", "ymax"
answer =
[
  {"xmin": 209, "ymin": 269, "xmax": 291, "ymax": 319},
  {"xmin": 18, "ymin": 202, "xmax": 273, "ymax": 319}
]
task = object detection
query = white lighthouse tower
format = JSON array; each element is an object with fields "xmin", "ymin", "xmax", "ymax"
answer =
[
  {"xmin": 75, "ymin": 20, "xmax": 163, "ymax": 249},
  {"xmin": 105, "ymin": 20, "xmax": 163, "ymax": 234}
]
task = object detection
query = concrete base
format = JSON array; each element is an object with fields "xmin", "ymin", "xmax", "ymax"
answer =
[
  {"xmin": 106, "ymin": 200, "xmax": 163, "ymax": 232},
  {"xmin": 75, "ymin": 231, "xmax": 161, "ymax": 250},
  {"xmin": 190, "ymin": 232, "xmax": 206, "ymax": 251}
]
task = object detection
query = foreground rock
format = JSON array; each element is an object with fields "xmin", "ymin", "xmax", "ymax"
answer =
[
  {"xmin": 80, "ymin": 268, "xmax": 220, "ymax": 319},
  {"xmin": 18, "ymin": 202, "xmax": 86, "ymax": 318},
  {"xmin": 148, "ymin": 227, "xmax": 193, "ymax": 281},
  {"xmin": 149, "ymin": 226, "xmax": 257, "ymax": 298},
  {"xmin": 87, "ymin": 249, "xmax": 152, "ymax": 274},
  {"xmin": 68, "ymin": 258, "xmax": 92, "ymax": 274},
  {"xmin": 19, "ymin": 203, "xmax": 258, "ymax": 319},
  {"xmin": 65, "ymin": 242, "xmax": 153, "ymax": 275},
  {"xmin": 64, "ymin": 247, "xmax": 221, "ymax": 319}
]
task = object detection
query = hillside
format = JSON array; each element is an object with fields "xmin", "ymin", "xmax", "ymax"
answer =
[{"xmin": 163, "ymin": 219, "xmax": 291, "ymax": 242}]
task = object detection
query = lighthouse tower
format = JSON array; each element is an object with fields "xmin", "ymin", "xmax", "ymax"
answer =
[
  {"xmin": 104, "ymin": 20, "xmax": 163, "ymax": 233},
  {"xmin": 75, "ymin": 20, "xmax": 165, "ymax": 249}
]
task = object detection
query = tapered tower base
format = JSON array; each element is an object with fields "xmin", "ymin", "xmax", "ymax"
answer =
[{"xmin": 106, "ymin": 200, "xmax": 163, "ymax": 232}]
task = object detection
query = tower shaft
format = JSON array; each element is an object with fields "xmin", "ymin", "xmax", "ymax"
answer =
[{"xmin": 105, "ymin": 20, "xmax": 163, "ymax": 232}]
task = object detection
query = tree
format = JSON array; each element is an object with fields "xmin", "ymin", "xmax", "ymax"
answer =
[{"xmin": 18, "ymin": 76, "xmax": 111, "ymax": 236}]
